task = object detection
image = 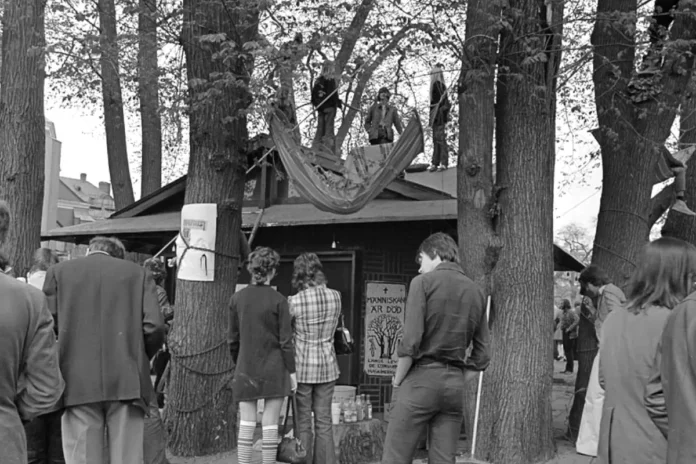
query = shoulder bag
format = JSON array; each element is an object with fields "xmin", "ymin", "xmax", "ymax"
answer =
[
  {"xmin": 334, "ymin": 313, "xmax": 354, "ymax": 355},
  {"xmin": 277, "ymin": 394, "xmax": 307, "ymax": 464}
]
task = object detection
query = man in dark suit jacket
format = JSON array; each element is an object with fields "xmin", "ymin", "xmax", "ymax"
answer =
[
  {"xmin": 43, "ymin": 236, "xmax": 165, "ymax": 464},
  {"xmin": 0, "ymin": 201, "xmax": 64, "ymax": 464}
]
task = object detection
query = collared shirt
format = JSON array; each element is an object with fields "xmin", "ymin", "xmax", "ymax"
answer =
[
  {"xmin": 397, "ymin": 262, "xmax": 490, "ymax": 372},
  {"xmin": 289, "ymin": 285, "xmax": 342, "ymax": 384}
]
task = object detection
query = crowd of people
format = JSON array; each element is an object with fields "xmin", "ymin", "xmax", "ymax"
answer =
[
  {"xmin": 230, "ymin": 232, "xmax": 490, "ymax": 464},
  {"xmin": 0, "ymin": 200, "xmax": 170, "ymax": 464},
  {"xmin": 6, "ymin": 182, "xmax": 696, "ymax": 464},
  {"xmin": 561, "ymin": 238, "xmax": 696, "ymax": 464}
]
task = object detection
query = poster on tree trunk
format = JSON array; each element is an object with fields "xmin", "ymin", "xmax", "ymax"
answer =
[
  {"xmin": 364, "ymin": 281, "xmax": 406, "ymax": 377},
  {"xmin": 176, "ymin": 204, "xmax": 217, "ymax": 282}
]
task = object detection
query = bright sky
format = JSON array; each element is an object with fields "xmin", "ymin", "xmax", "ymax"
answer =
[{"xmin": 48, "ymin": 105, "xmax": 603, "ymax": 233}]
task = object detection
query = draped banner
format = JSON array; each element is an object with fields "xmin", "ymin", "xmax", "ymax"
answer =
[{"xmin": 268, "ymin": 111, "xmax": 424, "ymax": 215}]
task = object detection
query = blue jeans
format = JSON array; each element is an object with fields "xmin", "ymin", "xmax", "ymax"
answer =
[
  {"xmin": 296, "ymin": 381, "xmax": 336, "ymax": 464},
  {"xmin": 382, "ymin": 363, "xmax": 466, "ymax": 464}
]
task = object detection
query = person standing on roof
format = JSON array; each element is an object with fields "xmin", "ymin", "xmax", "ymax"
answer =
[
  {"xmin": 365, "ymin": 87, "xmax": 403, "ymax": 146},
  {"xmin": 311, "ymin": 60, "xmax": 341, "ymax": 152},
  {"xmin": 428, "ymin": 64, "xmax": 451, "ymax": 172}
]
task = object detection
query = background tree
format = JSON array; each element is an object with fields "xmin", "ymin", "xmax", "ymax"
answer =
[
  {"xmin": 137, "ymin": 0, "xmax": 162, "ymax": 196},
  {"xmin": 0, "ymin": 0, "xmax": 47, "ymax": 276},
  {"xmin": 556, "ymin": 222, "xmax": 593, "ymax": 263},
  {"xmin": 98, "ymin": 0, "xmax": 135, "ymax": 208},
  {"xmin": 165, "ymin": 0, "xmax": 258, "ymax": 455}
]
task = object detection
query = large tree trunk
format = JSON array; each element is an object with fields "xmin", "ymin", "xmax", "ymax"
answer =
[
  {"xmin": 456, "ymin": 0, "xmax": 502, "ymax": 450},
  {"xmin": 0, "ymin": 0, "xmax": 46, "ymax": 277},
  {"xmin": 98, "ymin": 0, "xmax": 135, "ymax": 209},
  {"xmin": 474, "ymin": 1, "xmax": 564, "ymax": 462},
  {"xmin": 138, "ymin": 0, "xmax": 162, "ymax": 197},
  {"xmin": 572, "ymin": 0, "xmax": 696, "ymax": 435},
  {"xmin": 165, "ymin": 0, "xmax": 258, "ymax": 456}
]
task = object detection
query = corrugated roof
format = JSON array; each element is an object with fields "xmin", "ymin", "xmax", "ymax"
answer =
[
  {"xmin": 42, "ymin": 199, "xmax": 458, "ymax": 239},
  {"xmin": 404, "ymin": 167, "xmax": 457, "ymax": 197}
]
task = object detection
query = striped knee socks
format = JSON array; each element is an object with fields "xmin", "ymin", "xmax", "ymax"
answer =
[
  {"xmin": 238, "ymin": 420, "xmax": 256, "ymax": 464},
  {"xmin": 262, "ymin": 425, "xmax": 279, "ymax": 464}
]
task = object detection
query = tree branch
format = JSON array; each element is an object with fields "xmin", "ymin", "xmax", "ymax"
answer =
[{"xmin": 334, "ymin": 0, "xmax": 376, "ymax": 72}]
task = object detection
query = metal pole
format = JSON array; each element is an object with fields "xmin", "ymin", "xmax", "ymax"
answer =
[{"xmin": 471, "ymin": 295, "xmax": 491, "ymax": 459}]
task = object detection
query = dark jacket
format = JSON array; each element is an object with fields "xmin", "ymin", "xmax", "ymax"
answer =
[
  {"xmin": 645, "ymin": 293, "xmax": 696, "ymax": 464},
  {"xmin": 430, "ymin": 81, "xmax": 450, "ymax": 127},
  {"xmin": 365, "ymin": 102, "xmax": 403, "ymax": 143},
  {"xmin": 229, "ymin": 284, "xmax": 296, "ymax": 401},
  {"xmin": 397, "ymin": 262, "xmax": 490, "ymax": 371},
  {"xmin": 43, "ymin": 253, "xmax": 165, "ymax": 412},
  {"xmin": 597, "ymin": 305, "xmax": 669, "ymax": 463},
  {"xmin": 311, "ymin": 76, "xmax": 341, "ymax": 111},
  {"xmin": 0, "ymin": 274, "xmax": 63, "ymax": 464}
]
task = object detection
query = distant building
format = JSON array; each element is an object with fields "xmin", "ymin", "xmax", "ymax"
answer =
[
  {"xmin": 57, "ymin": 174, "xmax": 115, "ymax": 227},
  {"xmin": 43, "ymin": 120, "xmax": 115, "ymax": 258}
]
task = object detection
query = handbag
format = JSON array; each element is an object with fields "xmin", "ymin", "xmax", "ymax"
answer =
[
  {"xmin": 277, "ymin": 394, "xmax": 307, "ymax": 464},
  {"xmin": 334, "ymin": 313, "xmax": 354, "ymax": 355}
]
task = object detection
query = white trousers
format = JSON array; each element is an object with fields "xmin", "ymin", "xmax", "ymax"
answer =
[
  {"xmin": 576, "ymin": 354, "xmax": 604, "ymax": 457},
  {"xmin": 62, "ymin": 401, "xmax": 145, "ymax": 464}
]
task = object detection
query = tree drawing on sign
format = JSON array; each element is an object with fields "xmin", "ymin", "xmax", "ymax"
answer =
[{"xmin": 368, "ymin": 314, "xmax": 403, "ymax": 359}]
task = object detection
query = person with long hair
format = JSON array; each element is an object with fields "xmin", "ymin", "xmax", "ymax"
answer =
[
  {"xmin": 428, "ymin": 64, "xmax": 450, "ymax": 172},
  {"xmin": 645, "ymin": 243, "xmax": 696, "ymax": 463},
  {"xmin": 289, "ymin": 254, "xmax": 341, "ymax": 464},
  {"xmin": 229, "ymin": 247, "xmax": 297, "ymax": 464},
  {"xmin": 597, "ymin": 237, "xmax": 696, "ymax": 463},
  {"xmin": 311, "ymin": 60, "xmax": 341, "ymax": 152},
  {"xmin": 365, "ymin": 87, "xmax": 403, "ymax": 145}
]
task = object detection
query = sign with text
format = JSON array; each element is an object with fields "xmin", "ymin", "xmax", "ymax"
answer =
[
  {"xmin": 176, "ymin": 204, "xmax": 217, "ymax": 282},
  {"xmin": 364, "ymin": 281, "xmax": 407, "ymax": 377}
]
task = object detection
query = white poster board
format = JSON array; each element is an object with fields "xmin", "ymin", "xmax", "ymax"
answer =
[
  {"xmin": 176, "ymin": 204, "xmax": 217, "ymax": 282},
  {"xmin": 364, "ymin": 282, "xmax": 407, "ymax": 376}
]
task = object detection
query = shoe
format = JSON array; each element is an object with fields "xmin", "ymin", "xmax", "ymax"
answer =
[
  {"xmin": 672, "ymin": 199, "xmax": 696, "ymax": 216},
  {"xmin": 437, "ymin": 165, "xmax": 446, "ymax": 171},
  {"xmin": 428, "ymin": 164, "xmax": 437, "ymax": 172}
]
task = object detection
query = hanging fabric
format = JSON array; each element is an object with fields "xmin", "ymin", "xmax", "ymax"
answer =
[{"xmin": 268, "ymin": 110, "xmax": 424, "ymax": 215}]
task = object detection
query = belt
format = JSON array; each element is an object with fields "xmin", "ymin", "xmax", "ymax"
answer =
[{"xmin": 415, "ymin": 360, "xmax": 464, "ymax": 372}]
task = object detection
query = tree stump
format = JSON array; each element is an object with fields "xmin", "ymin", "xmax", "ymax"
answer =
[{"xmin": 333, "ymin": 418, "xmax": 385, "ymax": 464}]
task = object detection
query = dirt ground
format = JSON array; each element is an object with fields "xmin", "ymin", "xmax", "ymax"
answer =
[{"xmin": 167, "ymin": 359, "xmax": 595, "ymax": 464}]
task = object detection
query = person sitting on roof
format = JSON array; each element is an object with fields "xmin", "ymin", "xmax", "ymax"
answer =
[
  {"xmin": 656, "ymin": 146, "xmax": 696, "ymax": 216},
  {"xmin": 365, "ymin": 87, "xmax": 403, "ymax": 146},
  {"xmin": 311, "ymin": 60, "xmax": 341, "ymax": 153}
]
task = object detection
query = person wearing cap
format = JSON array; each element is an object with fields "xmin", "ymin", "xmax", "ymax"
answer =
[{"xmin": 365, "ymin": 87, "xmax": 403, "ymax": 145}]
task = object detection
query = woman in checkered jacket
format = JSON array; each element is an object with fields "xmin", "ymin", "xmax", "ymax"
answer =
[{"xmin": 289, "ymin": 253, "xmax": 342, "ymax": 464}]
